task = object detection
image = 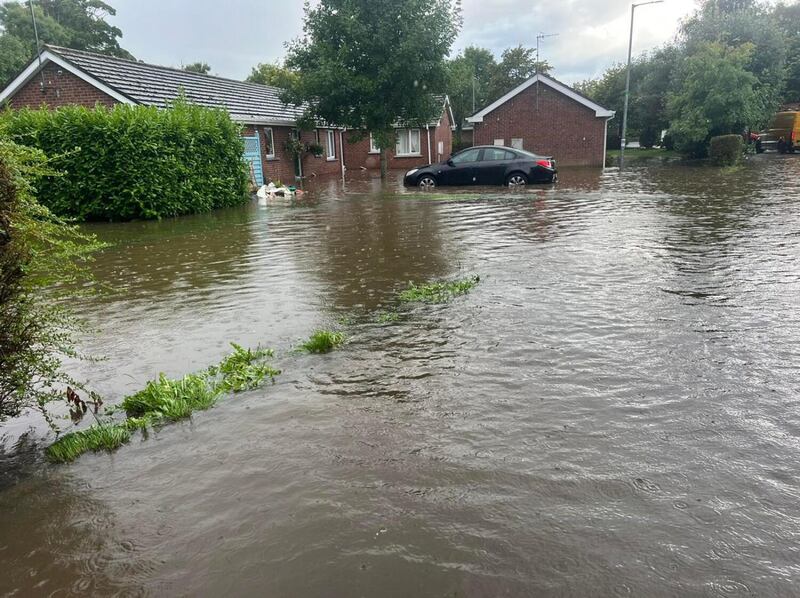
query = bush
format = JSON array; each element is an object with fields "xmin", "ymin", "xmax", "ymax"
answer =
[
  {"xmin": 639, "ymin": 127, "xmax": 660, "ymax": 149},
  {"xmin": 709, "ymin": 134, "xmax": 743, "ymax": 166},
  {"xmin": 2, "ymin": 99, "xmax": 249, "ymax": 221},
  {"xmin": 0, "ymin": 134, "xmax": 101, "ymax": 421}
]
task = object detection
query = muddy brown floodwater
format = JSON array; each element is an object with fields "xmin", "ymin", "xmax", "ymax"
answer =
[{"xmin": 2, "ymin": 156, "xmax": 800, "ymax": 597}]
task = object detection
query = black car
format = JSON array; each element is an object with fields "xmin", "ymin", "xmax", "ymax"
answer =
[{"xmin": 403, "ymin": 145, "xmax": 557, "ymax": 189}]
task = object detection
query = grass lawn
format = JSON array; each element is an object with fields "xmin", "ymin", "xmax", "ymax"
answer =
[{"xmin": 607, "ymin": 148, "xmax": 680, "ymax": 160}]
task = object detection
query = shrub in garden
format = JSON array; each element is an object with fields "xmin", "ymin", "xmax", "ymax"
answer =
[
  {"xmin": 709, "ymin": 134, "xmax": 744, "ymax": 166},
  {"xmin": 2, "ymin": 99, "xmax": 249, "ymax": 221}
]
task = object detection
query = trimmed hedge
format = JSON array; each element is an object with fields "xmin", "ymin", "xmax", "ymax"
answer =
[
  {"xmin": 2, "ymin": 100, "xmax": 249, "ymax": 221},
  {"xmin": 709, "ymin": 134, "xmax": 743, "ymax": 166}
]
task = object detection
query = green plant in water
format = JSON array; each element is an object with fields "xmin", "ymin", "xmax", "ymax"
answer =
[
  {"xmin": 377, "ymin": 311, "xmax": 401, "ymax": 323},
  {"xmin": 46, "ymin": 424, "xmax": 132, "ymax": 464},
  {"xmin": 210, "ymin": 343, "xmax": 279, "ymax": 393},
  {"xmin": 300, "ymin": 330, "xmax": 346, "ymax": 354},
  {"xmin": 398, "ymin": 275, "xmax": 481, "ymax": 304},
  {"xmin": 121, "ymin": 372, "xmax": 219, "ymax": 420}
]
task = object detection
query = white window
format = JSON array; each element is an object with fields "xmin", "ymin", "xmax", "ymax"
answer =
[
  {"xmin": 326, "ymin": 129, "xmax": 336, "ymax": 160},
  {"xmin": 264, "ymin": 127, "xmax": 275, "ymax": 158},
  {"xmin": 395, "ymin": 129, "xmax": 421, "ymax": 156},
  {"xmin": 437, "ymin": 141, "xmax": 444, "ymax": 156},
  {"xmin": 369, "ymin": 133, "xmax": 380, "ymax": 154},
  {"xmin": 511, "ymin": 138, "xmax": 524, "ymax": 150},
  {"xmin": 493, "ymin": 138, "xmax": 505, "ymax": 147}
]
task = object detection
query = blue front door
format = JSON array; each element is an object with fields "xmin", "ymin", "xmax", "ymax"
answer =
[{"xmin": 242, "ymin": 135, "xmax": 264, "ymax": 185}]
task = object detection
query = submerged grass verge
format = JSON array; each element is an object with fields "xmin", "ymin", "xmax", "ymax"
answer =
[
  {"xmin": 47, "ymin": 343, "xmax": 279, "ymax": 463},
  {"xmin": 300, "ymin": 330, "xmax": 346, "ymax": 354},
  {"xmin": 399, "ymin": 275, "xmax": 481, "ymax": 304}
]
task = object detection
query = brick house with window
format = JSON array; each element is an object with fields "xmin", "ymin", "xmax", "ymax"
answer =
[
  {"xmin": 343, "ymin": 97, "xmax": 455, "ymax": 170},
  {"xmin": 466, "ymin": 73, "xmax": 615, "ymax": 167},
  {"xmin": 0, "ymin": 46, "xmax": 346, "ymax": 184},
  {"xmin": 0, "ymin": 46, "xmax": 454, "ymax": 181}
]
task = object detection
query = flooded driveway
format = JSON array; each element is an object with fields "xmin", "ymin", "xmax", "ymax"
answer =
[{"xmin": 2, "ymin": 156, "xmax": 800, "ymax": 596}]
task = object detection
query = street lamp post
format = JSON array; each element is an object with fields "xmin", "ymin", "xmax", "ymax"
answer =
[{"xmin": 620, "ymin": 0, "xmax": 663, "ymax": 170}]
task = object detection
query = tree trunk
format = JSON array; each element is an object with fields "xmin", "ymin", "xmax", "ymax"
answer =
[{"xmin": 380, "ymin": 147, "xmax": 388, "ymax": 181}]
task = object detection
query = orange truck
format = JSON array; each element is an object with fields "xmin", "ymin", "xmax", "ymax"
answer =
[{"xmin": 756, "ymin": 111, "xmax": 800, "ymax": 154}]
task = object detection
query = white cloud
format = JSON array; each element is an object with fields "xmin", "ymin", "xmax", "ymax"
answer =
[{"xmin": 109, "ymin": 0, "xmax": 706, "ymax": 83}]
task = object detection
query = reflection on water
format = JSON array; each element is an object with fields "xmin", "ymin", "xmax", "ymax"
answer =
[{"xmin": 2, "ymin": 156, "xmax": 800, "ymax": 596}]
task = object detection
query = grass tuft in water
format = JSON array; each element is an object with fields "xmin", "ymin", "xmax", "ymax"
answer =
[
  {"xmin": 398, "ymin": 275, "xmax": 480, "ymax": 304},
  {"xmin": 47, "ymin": 343, "xmax": 280, "ymax": 464},
  {"xmin": 300, "ymin": 330, "xmax": 346, "ymax": 354},
  {"xmin": 121, "ymin": 373, "xmax": 219, "ymax": 420},
  {"xmin": 210, "ymin": 343, "xmax": 280, "ymax": 393},
  {"xmin": 376, "ymin": 311, "xmax": 401, "ymax": 323},
  {"xmin": 46, "ymin": 424, "xmax": 132, "ymax": 463}
]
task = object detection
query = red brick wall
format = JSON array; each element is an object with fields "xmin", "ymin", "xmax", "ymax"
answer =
[
  {"xmin": 242, "ymin": 125, "xmax": 343, "ymax": 184},
  {"xmin": 434, "ymin": 106, "xmax": 453, "ymax": 163},
  {"xmin": 343, "ymin": 127, "xmax": 439, "ymax": 171},
  {"xmin": 8, "ymin": 63, "xmax": 118, "ymax": 109},
  {"xmin": 472, "ymin": 82, "xmax": 607, "ymax": 167}
]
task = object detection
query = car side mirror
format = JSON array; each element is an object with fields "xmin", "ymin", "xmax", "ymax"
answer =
[{"xmin": 446, "ymin": 159, "xmax": 454, "ymax": 167}]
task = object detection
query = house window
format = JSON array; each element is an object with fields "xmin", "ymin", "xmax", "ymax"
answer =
[
  {"xmin": 396, "ymin": 129, "xmax": 421, "ymax": 156},
  {"xmin": 326, "ymin": 129, "xmax": 336, "ymax": 160},
  {"xmin": 511, "ymin": 138, "xmax": 524, "ymax": 150},
  {"xmin": 264, "ymin": 127, "xmax": 275, "ymax": 158},
  {"xmin": 369, "ymin": 133, "xmax": 380, "ymax": 154},
  {"xmin": 493, "ymin": 138, "xmax": 505, "ymax": 147}
]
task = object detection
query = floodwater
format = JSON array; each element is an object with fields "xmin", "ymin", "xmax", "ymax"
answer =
[{"xmin": 2, "ymin": 155, "xmax": 800, "ymax": 597}]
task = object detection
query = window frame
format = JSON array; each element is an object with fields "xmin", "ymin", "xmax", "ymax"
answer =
[
  {"xmin": 326, "ymin": 129, "xmax": 336, "ymax": 160},
  {"xmin": 264, "ymin": 127, "xmax": 276, "ymax": 159},
  {"xmin": 395, "ymin": 128, "xmax": 422, "ymax": 157},
  {"xmin": 369, "ymin": 133, "xmax": 380, "ymax": 154}
]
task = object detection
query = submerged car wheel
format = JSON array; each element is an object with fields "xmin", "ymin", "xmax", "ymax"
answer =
[
  {"xmin": 418, "ymin": 175, "xmax": 437, "ymax": 189},
  {"xmin": 507, "ymin": 173, "xmax": 528, "ymax": 188}
]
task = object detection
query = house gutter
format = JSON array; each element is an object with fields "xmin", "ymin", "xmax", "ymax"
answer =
[{"xmin": 426, "ymin": 126, "xmax": 432, "ymax": 165}]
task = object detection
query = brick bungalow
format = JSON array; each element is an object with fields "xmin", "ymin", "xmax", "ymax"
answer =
[
  {"xmin": 0, "ymin": 46, "xmax": 349, "ymax": 184},
  {"xmin": 466, "ymin": 73, "xmax": 615, "ymax": 167},
  {"xmin": 0, "ymin": 45, "xmax": 454, "ymax": 181},
  {"xmin": 344, "ymin": 97, "xmax": 455, "ymax": 170}
]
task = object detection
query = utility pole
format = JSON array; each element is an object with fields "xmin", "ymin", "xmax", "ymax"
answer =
[
  {"xmin": 620, "ymin": 0, "xmax": 663, "ymax": 169},
  {"xmin": 28, "ymin": 0, "xmax": 46, "ymax": 91},
  {"xmin": 535, "ymin": 32, "xmax": 558, "ymax": 111}
]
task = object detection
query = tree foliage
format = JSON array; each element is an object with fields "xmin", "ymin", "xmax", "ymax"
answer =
[
  {"xmin": 0, "ymin": 130, "xmax": 101, "ymax": 421},
  {"xmin": 487, "ymin": 45, "xmax": 551, "ymax": 104},
  {"xmin": 2, "ymin": 99, "xmax": 249, "ymax": 221},
  {"xmin": 282, "ymin": 0, "xmax": 462, "ymax": 178},
  {"xmin": 0, "ymin": 0, "xmax": 132, "ymax": 85},
  {"xmin": 577, "ymin": 0, "xmax": 799, "ymax": 157},
  {"xmin": 183, "ymin": 62, "xmax": 211, "ymax": 75},
  {"xmin": 246, "ymin": 61, "xmax": 299, "ymax": 89}
]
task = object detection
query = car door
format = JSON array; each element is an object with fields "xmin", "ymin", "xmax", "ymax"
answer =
[
  {"xmin": 475, "ymin": 148, "xmax": 513, "ymax": 185},
  {"xmin": 438, "ymin": 148, "xmax": 481, "ymax": 186}
]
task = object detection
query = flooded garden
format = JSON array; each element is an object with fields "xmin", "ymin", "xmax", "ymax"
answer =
[{"xmin": 2, "ymin": 156, "xmax": 800, "ymax": 596}]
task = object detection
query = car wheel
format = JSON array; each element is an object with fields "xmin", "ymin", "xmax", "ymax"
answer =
[
  {"xmin": 418, "ymin": 175, "xmax": 437, "ymax": 190},
  {"xmin": 507, "ymin": 173, "xmax": 528, "ymax": 188}
]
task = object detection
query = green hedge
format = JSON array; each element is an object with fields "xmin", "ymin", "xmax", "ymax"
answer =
[
  {"xmin": 709, "ymin": 134, "xmax": 743, "ymax": 166},
  {"xmin": 2, "ymin": 100, "xmax": 249, "ymax": 221}
]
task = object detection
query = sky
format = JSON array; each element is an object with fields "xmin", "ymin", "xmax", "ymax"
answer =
[{"xmin": 109, "ymin": 0, "xmax": 699, "ymax": 85}]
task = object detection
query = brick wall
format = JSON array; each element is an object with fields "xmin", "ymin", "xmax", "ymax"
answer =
[
  {"xmin": 243, "ymin": 125, "xmax": 343, "ymax": 184},
  {"xmin": 343, "ymin": 126, "xmax": 444, "ymax": 171},
  {"xmin": 472, "ymin": 83, "xmax": 608, "ymax": 167},
  {"xmin": 8, "ymin": 63, "xmax": 118, "ymax": 109},
  {"xmin": 434, "ymin": 106, "xmax": 453, "ymax": 163}
]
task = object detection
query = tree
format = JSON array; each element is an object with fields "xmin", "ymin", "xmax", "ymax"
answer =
[
  {"xmin": 283, "ymin": 0, "xmax": 462, "ymax": 179},
  {"xmin": 667, "ymin": 42, "xmax": 759, "ymax": 157},
  {"xmin": 487, "ymin": 45, "xmax": 551, "ymax": 103},
  {"xmin": 246, "ymin": 61, "xmax": 298, "ymax": 88},
  {"xmin": 0, "ymin": 33, "xmax": 28, "ymax": 85},
  {"xmin": 0, "ymin": 0, "xmax": 132, "ymax": 85},
  {"xmin": 446, "ymin": 46, "xmax": 496, "ymax": 142},
  {"xmin": 773, "ymin": 2, "xmax": 800, "ymax": 103},
  {"xmin": 184, "ymin": 62, "xmax": 211, "ymax": 74}
]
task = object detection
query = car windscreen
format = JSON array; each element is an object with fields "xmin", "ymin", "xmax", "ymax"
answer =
[{"xmin": 514, "ymin": 149, "xmax": 542, "ymax": 159}]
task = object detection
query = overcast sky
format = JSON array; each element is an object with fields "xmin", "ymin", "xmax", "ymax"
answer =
[{"xmin": 109, "ymin": 0, "xmax": 699, "ymax": 84}]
